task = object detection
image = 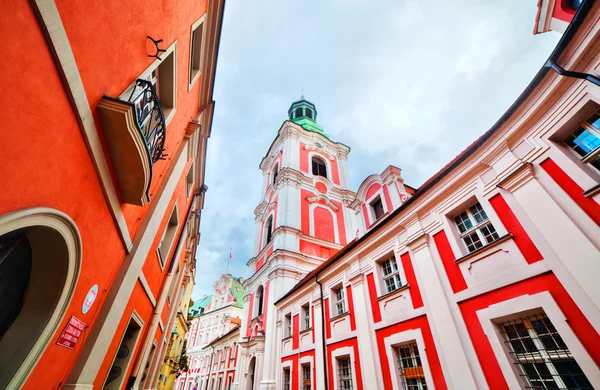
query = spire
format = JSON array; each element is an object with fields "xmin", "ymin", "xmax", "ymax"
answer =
[{"xmin": 287, "ymin": 95, "xmax": 329, "ymax": 139}]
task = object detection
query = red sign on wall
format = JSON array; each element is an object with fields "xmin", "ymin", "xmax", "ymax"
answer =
[{"xmin": 56, "ymin": 316, "xmax": 86, "ymax": 349}]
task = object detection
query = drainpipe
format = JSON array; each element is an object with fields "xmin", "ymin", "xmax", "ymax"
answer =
[
  {"xmin": 131, "ymin": 190, "xmax": 204, "ymax": 389},
  {"xmin": 315, "ymin": 275, "xmax": 329, "ymax": 390}
]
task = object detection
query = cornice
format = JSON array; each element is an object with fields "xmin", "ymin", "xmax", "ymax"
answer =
[
  {"xmin": 406, "ymin": 231, "xmax": 429, "ymax": 252},
  {"xmin": 497, "ymin": 162, "xmax": 535, "ymax": 193},
  {"xmin": 306, "ymin": 194, "xmax": 340, "ymax": 211}
]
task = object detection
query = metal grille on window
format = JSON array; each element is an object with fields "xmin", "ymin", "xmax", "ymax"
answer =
[
  {"xmin": 500, "ymin": 313, "xmax": 593, "ymax": 389},
  {"xmin": 454, "ymin": 202, "xmax": 500, "ymax": 253},
  {"xmin": 381, "ymin": 257, "xmax": 403, "ymax": 293},
  {"xmin": 564, "ymin": 110, "xmax": 600, "ymax": 171},
  {"xmin": 337, "ymin": 357, "xmax": 353, "ymax": 390},
  {"xmin": 335, "ymin": 288, "xmax": 346, "ymax": 316},
  {"xmin": 395, "ymin": 342, "xmax": 428, "ymax": 390},
  {"xmin": 283, "ymin": 368, "xmax": 291, "ymax": 390},
  {"xmin": 302, "ymin": 364, "xmax": 312, "ymax": 390}
]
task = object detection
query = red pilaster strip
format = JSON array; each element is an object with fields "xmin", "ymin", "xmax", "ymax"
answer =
[
  {"xmin": 432, "ymin": 231, "xmax": 468, "ymax": 293},
  {"xmin": 366, "ymin": 273, "xmax": 382, "ymax": 323},
  {"xmin": 346, "ymin": 285, "xmax": 357, "ymax": 331},
  {"xmin": 400, "ymin": 252, "xmax": 424, "ymax": 308},
  {"xmin": 311, "ymin": 305, "xmax": 315, "ymax": 343},
  {"xmin": 246, "ymin": 293, "xmax": 254, "ymax": 337},
  {"xmin": 292, "ymin": 314, "xmax": 300, "ymax": 350},
  {"xmin": 489, "ymin": 193, "xmax": 543, "ymax": 264},
  {"xmin": 541, "ymin": 158, "xmax": 600, "ymax": 226},
  {"xmin": 324, "ymin": 298, "xmax": 331, "ymax": 339}
]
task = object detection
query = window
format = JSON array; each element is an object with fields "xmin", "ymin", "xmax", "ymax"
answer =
[
  {"xmin": 158, "ymin": 204, "xmax": 180, "ymax": 268},
  {"xmin": 295, "ymin": 107, "xmax": 303, "ymax": 119},
  {"xmin": 186, "ymin": 164, "xmax": 194, "ymax": 197},
  {"xmin": 453, "ymin": 202, "xmax": 499, "ymax": 253},
  {"xmin": 500, "ymin": 313, "xmax": 592, "ymax": 389},
  {"xmin": 285, "ymin": 313, "xmax": 292, "ymax": 337},
  {"xmin": 283, "ymin": 367, "xmax": 291, "ymax": 390},
  {"xmin": 371, "ymin": 196, "xmax": 385, "ymax": 220},
  {"xmin": 265, "ymin": 215, "xmax": 273, "ymax": 246},
  {"xmin": 337, "ymin": 357, "xmax": 353, "ymax": 390},
  {"xmin": 306, "ymin": 108, "xmax": 314, "ymax": 120},
  {"xmin": 272, "ymin": 165, "xmax": 279, "ymax": 185},
  {"xmin": 381, "ymin": 256, "xmax": 403, "ymax": 294},
  {"xmin": 256, "ymin": 285, "xmax": 264, "ymax": 317},
  {"xmin": 302, "ymin": 304, "xmax": 311, "ymax": 330},
  {"xmin": 189, "ymin": 17, "xmax": 205, "ymax": 86},
  {"xmin": 564, "ymin": 110, "xmax": 600, "ymax": 171},
  {"xmin": 395, "ymin": 342, "xmax": 428, "ymax": 390},
  {"xmin": 333, "ymin": 287, "xmax": 346, "ymax": 316},
  {"xmin": 302, "ymin": 364, "xmax": 312, "ymax": 390},
  {"xmin": 312, "ymin": 157, "xmax": 327, "ymax": 178},
  {"xmin": 217, "ymin": 377, "xmax": 222, "ymax": 390},
  {"xmin": 136, "ymin": 46, "xmax": 176, "ymax": 122}
]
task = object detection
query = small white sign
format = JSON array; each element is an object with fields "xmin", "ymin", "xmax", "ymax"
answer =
[{"xmin": 82, "ymin": 284, "xmax": 98, "ymax": 314}]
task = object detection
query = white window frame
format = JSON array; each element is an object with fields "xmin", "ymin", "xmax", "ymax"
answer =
[
  {"xmin": 383, "ymin": 329, "xmax": 435, "ymax": 390},
  {"xmin": 186, "ymin": 163, "xmax": 194, "ymax": 198},
  {"xmin": 476, "ymin": 291, "xmax": 600, "ymax": 389},
  {"xmin": 281, "ymin": 361, "xmax": 293, "ymax": 390},
  {"xmin": 262, "ymin": 212, "xmax": 275, "ymax": 248},
  {"xmin": 307, "ymin": 151, "xmax": 332, "ymax": 181},
  {"xmin": 453, "ymin": 202, "xmax": 500, "ymax": 253},
  {"xmin": 364, "ymin": 185, "xmax": 389, "ymax": 227},
  {"xmin": 299, "ymin": 357, "xmax": 313, "ymax": 390},
  {"xmin": 330, "ymin": 347, "xmax": 357, "ymax": 390},
  {"xmin": 562, "ymin": 110, "xmax": 600, "ymax": 171},
  {"xmin": 379, "ymin": 255, "xmax": 403, "ymax": 294},
  {"xmin": 301, "ymin": 303, "xmax": 311, "ymax": 331},
  {"xmin": 284, "ymin": 312, "xmax": 292, "ymax": 338},
  {"xmin": 157, "ymin": 202, "xmax": 180, "ymax": 269},
  {"xmin": 188, "ymin": 15, "xmax": 206, "ymax": 90},
  {"xmin": 332, "ymin": 286, "xmax": 346, "ymax": 317}
]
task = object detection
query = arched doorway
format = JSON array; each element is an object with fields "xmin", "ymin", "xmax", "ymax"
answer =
[
  {"xmin": 246, "ymin": 356, "xmax": 256, "ymax": 390},
  {"xmin": 0, "ymin": 208, "xmax": 81, "ymax": 388}
]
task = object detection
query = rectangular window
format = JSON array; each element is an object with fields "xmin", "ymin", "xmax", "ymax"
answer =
[
  {"xmin": 186, "ymin": 164, "xmax": 194, "ymax": 197},
  {"xmin": 380, "ymin": 256, "xmax": 403, "ymax": 293},
  {"xmin": 337, "ymin": 357, "xmax": 353, "ymax": 390},
  {"xmin": 453, "ymin": 202, "xmax": 499, "ymax": 253},
  {"xmin": 333, "ymin": 287, "xmax": 346, "ymax": 316},
  {"xmin": 499, "ymin": 313, "xmax": 592, "ymax": 389},
  {"xmin": 158, "ymin": 204, "xmax": 180, "ymax": 268},
  {"xmin": 395, "ymin": 342, "xmax": 428, "ymax": 390},
  {"xmin": 283, "ymin": 367, "xmax": 291, "ymax": 390},
  {"xmin": 302, "ymin": 304, "xmax": 311, "ymax": 330},
  {"xmin": 189, "ymin": 17, "xmax": 205, "ymax": 86},
  {"xmin": 138, "ymin": 49, "xmax": 176, "ymax": 122},
  {"xmin": 371, "ymin": 196, "xmax": 385, "ymax": 220},
  {"xmin": 285, "ymin": 313, "xmax": 292, "ymax": 338},
  {"xmin": 564, "ymin": 110, "xmax": 600, "ymax": 171},
  {"xmin": 302, "ymin": 364, "xmax": 312, "ymax": 390}
]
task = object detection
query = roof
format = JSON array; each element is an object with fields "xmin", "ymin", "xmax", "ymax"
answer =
[
  {"xmin": 188, "ymin": 295, "xmax": 212, "ymax": 316},
  {"xmin": 275, "ymin": 0, "xmax": 593, "ymax": 306},
  {"xmin": 230, "ymin": 277, "xmax": 245, "ymax": 307}
]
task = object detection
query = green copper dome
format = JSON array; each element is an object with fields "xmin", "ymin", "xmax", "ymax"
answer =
[{"xmin": 288, "ymin": 96, "xmax": 329, "ymax": 139}]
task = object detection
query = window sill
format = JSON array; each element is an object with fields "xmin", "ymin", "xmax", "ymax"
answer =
[
  {"xmin": 299, "ymin": 327, "xmax": 313, "ymax": 335},
  {"xmin": 377, "ymin": 284, "xmax": 410, "ymax": 301},
  {"xmin": 330, "ymin": 311, "xmax": 350, "ymax": 321},
  {"xmin": 454, "ymin": 233, "xmax": 512, "ymax": 264},
  {"xmin": 282, "ymin": 335, "xmax": 293, "ymax": 341},
  {"xmin": 583, "ymin": 183, "xmax": 600, "ymax": 198}
]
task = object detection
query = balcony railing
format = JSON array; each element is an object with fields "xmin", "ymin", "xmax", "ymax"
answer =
[
  {"xmin": 124, "ymin": 79, "xmax": 167, "ymax": 163},
  {"xmin": 97, "ymin": 79, "xmax": 169, "ymax": 206}
]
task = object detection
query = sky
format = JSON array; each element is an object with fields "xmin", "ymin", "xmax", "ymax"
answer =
[{"xmin": 191, "ymin": 0, "xmax": 561, "ymax": 301}]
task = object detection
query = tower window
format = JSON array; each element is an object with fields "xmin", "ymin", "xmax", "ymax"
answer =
[
  {"xmin": 265, "ymin": 215, "xmax": 274, "ymax": 245},
  {"xmin": 255, "ymin": 285, "xmax": 264, "ymax": 317},
  {"xmin": 295, "ymin": 107, "xmax": 303, "ymax": 119},
  {"xmin": 305, "ymin": 108, "xmax": 313, "ymax": 120},
  {"xmin": 371, "ymin": 196, "xmax": 385, "ymax": 220},
  {"xmin": 272, "ymin": 165, "xmax": 279, "ymax": 185},
  {"xmin": 312, "ymin": 157, "xmax": 327, "ymax": 178}
]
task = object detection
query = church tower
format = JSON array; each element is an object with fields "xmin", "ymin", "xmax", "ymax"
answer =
[{"xmin": 235, "ymin": 97, "xmax": 356, "ymax": 389}]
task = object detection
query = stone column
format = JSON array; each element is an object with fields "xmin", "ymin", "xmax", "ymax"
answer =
[{"xmin": 407, "ymin": 233, "xmax": 480, "ymax": 390}]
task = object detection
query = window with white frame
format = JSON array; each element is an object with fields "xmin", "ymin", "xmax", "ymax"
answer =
[
  {"xmin": 302, "ymin": 363, "xmax": 312, "ymax": 390},
  {"xmin": 499, "ymin": 313, "xmax": 592, "ymax": 389},
  {"xmin": 563, "ymin": 109, "xmax": 600, "ymax": 171},
  {"xmin": 312, "ymin": 156, "xmax": 327, "ymax": 178},
  {"xmin": 272, "ymin": 165, "xmax": 279, "ymax": 185},
  {"xmin": 283, "ymin": 367, "xmax": 291, "ymax": 390},
  {"xmin": 337, "ymin": 356, "xmax": 353, "ymax": 390},
  {"xmin": 138, "ymin": 48, "xmax": 176, "ymax": 121},
  {"xmin": 186, "ymin": 163, "xmax": 194, "ymax": 197},
  {"xmin": 371, "ymin": 196, "xmax": 385, "ymax": 220},
  {"xmin": 157, "ymin": 204, "xmax": 179, "ymax": 268},
  {"xmin": 333, "ymin": 286, "xmax": 346, "ymax": 316},
  {"xmin": 285, "ymin": 313, "xmax": 292, "ymax": 338},
  {"xmin": 189, "ymin": 17, "xmax": 204, "ymax": 86},
  {"xmin": 395, "ymin": 342, "xmax": 428, "ymax": 390},
  {"xmin": 302, "ymin": 304, "xmax": 311, "ymax": 330},
  {"xmin": 264, "ymin": 215, "xmax": 274, "ymax": 246},
  {"xmin": 453, "ymin": 202, "xmax": 500, "ymax": 253},
  {"xmin": 380, "ymin": 256, "xmax": 403, "ymax": 294}
]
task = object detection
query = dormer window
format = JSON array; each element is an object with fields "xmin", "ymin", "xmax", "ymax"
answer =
[
  {"xmin": 371, "ymin": 196, "xmax": 385, "ymax": 220},
  {"xmin": 295, "ymin": 107, "xmax": 303, "ymax": 119},
  {"xmin": 305, "ymin": 108, "xmax": 313, "ymax": 119},
  {"xmin": 312, "ymin": 157, "xmax": 327, "ymax": 178}
]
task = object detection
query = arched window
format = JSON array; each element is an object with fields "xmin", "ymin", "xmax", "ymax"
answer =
[
  {"xmin": 305, "ymin": 108, "xmax": 313, "ymax": 119},
  {"xmin": 272, "ymin": 165, "xmax": 279, "ymax": 185},
  {"xmin": 295, "ymin": 107, "xmax": 303, "ymax": 118},
  {"xmin": 256, "ymin": 285, "xmax": 264, "ymax": 316},
  {"xmin": 312, "ymin": 156, "xmax": 327, "ymax": 178},
  {"xmin": 265, "ymin": 215, "xmax": 273, "ymax": 245}
]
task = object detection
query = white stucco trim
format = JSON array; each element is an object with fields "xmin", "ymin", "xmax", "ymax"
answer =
[
  {"xmin": 330, "ymin": 346, "xmax": 359, "ymax": 390},
  {"xmin": 477, "ymin": 291, "xmax": 600, "ymax": 390},
  {"xmin": 365, "ymin": 187, "xmax": 389, "ymax": 226},
  {"xmin": 308, "ymin": 203, "xmax": 340, "ymax": 244},
  {"xmin": 383, "ymin": 329, "xmax": 435, "ymax": 390},
  {"xmin": 298, "ymin": 355, "xmax": 314, "ymax": 390}
]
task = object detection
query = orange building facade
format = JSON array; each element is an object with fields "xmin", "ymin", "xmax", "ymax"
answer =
[{"xmin": 0, "ymin": 0, "xmax": 224, "ymax": 389}]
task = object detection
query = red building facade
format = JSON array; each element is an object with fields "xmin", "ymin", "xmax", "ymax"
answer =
[
  {"xmin": 235, "ymin": 2, "xmax": 600, "ymax": 389},
  {"xmin": 0, "ymin": 0, "xmax": 224, "ymax": 389}
]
